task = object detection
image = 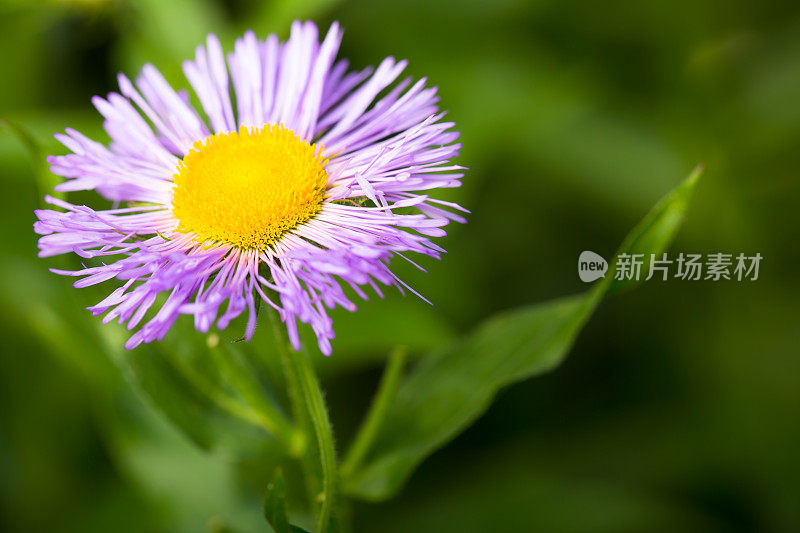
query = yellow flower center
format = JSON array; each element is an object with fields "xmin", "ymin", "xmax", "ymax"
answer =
[{"xmin": 171, "ymin": 125, "xmax": 328, "ymax": 250}]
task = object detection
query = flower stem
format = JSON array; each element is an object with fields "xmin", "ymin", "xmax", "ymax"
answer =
[
  {"xmin": 268, "ymin": 309, "xmax": 338, "ymax": 533},
  {"xmin": 340, "ymin": 346, "xmax": 407, "ymax": 479}
]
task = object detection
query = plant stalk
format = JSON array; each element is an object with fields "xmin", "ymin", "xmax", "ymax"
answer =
[{"xmin": 268, "ymin": 308, "xmax": 338, "ymax": 533}]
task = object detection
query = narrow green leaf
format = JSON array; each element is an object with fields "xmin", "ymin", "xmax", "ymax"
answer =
[
  {"xmin": 208, "ymin": 338, "xmax": 298, "ymax": 450},
  {"xmin": 122, "ymin": 326, "xmax": 283, "ymax": 458},
  {"xmin": 343, "ymin": 168, "xmax": 702, "ymax": 500},
  {"xmin": 340, "ymin": 346, "xmax": 408, "ymax": 478},
  {"xmin": 263, "ymin": 469, "xmax": 291, "ymax": 533},
  {"xmin": 608, "ymin": 164, "xmax": 704, "ymax": 293}
]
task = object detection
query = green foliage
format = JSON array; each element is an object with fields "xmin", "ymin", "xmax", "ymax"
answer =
[
  {"xmin": 264, "ymin": 469, "xmax": 292, "ymax": 532},
  {"xmin": 1, "ymin": 0, "xmax": 799, "ymax": 531},
  {"xmin": 263, "ymin": 469, "xmax": 313, "ymax": 533},
  {"xmin": 342, "ymin": 169, "xmax": 701, "ymax": 500}
]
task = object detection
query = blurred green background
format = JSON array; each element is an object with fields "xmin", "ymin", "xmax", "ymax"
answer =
[{"xmin": 1, "ymin": 0, "xmax": 799, "ymax": 531}]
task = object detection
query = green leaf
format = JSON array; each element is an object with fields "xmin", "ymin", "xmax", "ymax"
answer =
[
  {"xmin": 123, "ymin": 327, "xmax": 286, "ymax": 458},
  {"xmin": 263, "ymin": 469, "xmax": 291, "ymax": 533},
  {"xmin": 608, "ymin": 165, "xmax": 704, "ymax": 293},
  {"xmin": 208, "ymin": 338, "xmax": 298, "ymax": 450},
  {"xmin": 261, "ymin": 468, "xmax": 313, "ymax": 532},
  {"xmin": 342, "ymin": 167, "xmax": 702, "ymax": 500},
  {"xmin": 340, "ymin": 347, "xmax": 408, "ymax": 479}
]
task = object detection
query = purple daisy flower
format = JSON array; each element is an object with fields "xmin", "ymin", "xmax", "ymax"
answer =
[{"xmin": 34, "ymin": 21, "xmax": 465, "ymax": 355}]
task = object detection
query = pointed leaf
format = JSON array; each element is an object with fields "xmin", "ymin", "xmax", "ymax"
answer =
[
  {"xmin": 263, "ymin": 469, "xmax": 291, "ymax": 533},
  {"xmin": 343, "ymin": 168, "xmax": 702, "ymax": 500}
]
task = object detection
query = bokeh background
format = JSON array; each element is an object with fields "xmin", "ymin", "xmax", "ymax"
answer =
[{"xmin": 1, "ymin": 0, "xmax": 799, "ymax": 531}]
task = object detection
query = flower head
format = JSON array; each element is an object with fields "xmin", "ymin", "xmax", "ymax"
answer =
[{"xmin": 34, "ymin": 21, "xmax": 465, "ymax": 355}]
